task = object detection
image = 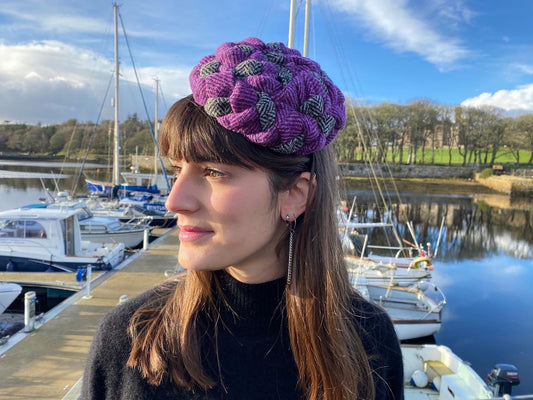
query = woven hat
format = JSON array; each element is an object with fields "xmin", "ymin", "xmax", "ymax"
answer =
[{"xmin": 189, "ymin": 37, "xmax": 345, "ymax": 155}]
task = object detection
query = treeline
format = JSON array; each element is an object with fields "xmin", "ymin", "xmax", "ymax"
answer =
[
  {"xmin": 334, "ymin": 100, "xmax": 533, "ymax": 166},
  {"xmin": 0, "ymin": 113, "xmax": 154, "ymax": 160},
  {"xmin": 2, "ymin": 101, "xmax": 533, "ymax": 166}
]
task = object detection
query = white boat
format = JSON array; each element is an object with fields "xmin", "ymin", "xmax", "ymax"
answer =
[
  {"xmin": 0, "ymin": 282, "xmax": 22, "ymax": 314},
  {"xmin": 402, "ymin": 344, "xmax": 523, "ymax": 399},
  {"xmin": 77, "ymin": 206, "xmax": 150, "ymax": 248},
  {"xmin": 351, "ymin": 275, "xmax": 446, "ymax": 340},
  {"xmin": 345, "ymin": 254, "xmax": 432, "ymax": 287},
  {"xmin": 86, "ymin": 196, "xmax": 177, "ymax": 228},
  {"xmin": 0, "ymin": 207, "xmax": 125, "ymax": 272},
  {"xmin": 24, "ymin": 197, "xmax": 152, "ymax": 249}
]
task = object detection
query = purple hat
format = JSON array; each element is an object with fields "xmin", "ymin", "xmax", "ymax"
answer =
[{"xmin": 189, "ymin": 37, "xmax": 346, "ymax": 155}]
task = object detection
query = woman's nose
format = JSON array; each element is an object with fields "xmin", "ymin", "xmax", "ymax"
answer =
[{"xmin": 165, "ymin": 173, "xmax": 197, "ymax": 214}]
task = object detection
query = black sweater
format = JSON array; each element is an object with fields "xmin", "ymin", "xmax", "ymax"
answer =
[{"xmin": 82, "ymin": 271, "xmax": 404, "ymax": 399}]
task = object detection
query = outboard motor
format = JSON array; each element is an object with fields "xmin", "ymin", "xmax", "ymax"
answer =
[{"xmin": 486, "ymin": 364, "xmax": 520, "ymax": 396}]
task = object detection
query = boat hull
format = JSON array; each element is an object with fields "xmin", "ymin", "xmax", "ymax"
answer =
[
  {"xmin": 81, "ymin": 230, "xmax": 145, "ymax": 248},
  {"xmin": 0, "ymin": 254, "xmax": 115, "ymax": 272},
  {"xmin": 0, "ymin": 282, "xmax": 22, "ymax": 314}
]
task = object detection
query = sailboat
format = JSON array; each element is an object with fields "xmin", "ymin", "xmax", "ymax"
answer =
[{"xmin": 83, "ymin": 5, "xmax": 176, "ymax": 228}]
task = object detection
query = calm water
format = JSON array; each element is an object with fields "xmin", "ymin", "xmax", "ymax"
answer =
[
  {"xmin": 344, "ymin": 188, "xmax": 533, "ymax": 395},
  {"xmin": 1, "ymin": 161, "xmax": 533, "ymax": 394}
]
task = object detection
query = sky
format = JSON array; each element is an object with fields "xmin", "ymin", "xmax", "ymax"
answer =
[{"xmin": 1, "ymin": 0, "xmax": 533, "ymax": 125}]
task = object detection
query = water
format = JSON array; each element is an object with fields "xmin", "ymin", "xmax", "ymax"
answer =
[
  {"xmin": 345, "ymin": 187, "xmax": 533, "ymax": 395},
  {"xmin": 1, "ymin": 160, "xmax": 533, "ymax": 394}
]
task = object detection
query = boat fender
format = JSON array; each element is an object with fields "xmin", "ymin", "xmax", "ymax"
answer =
[
  {"xmin": 6, "ymin": 260, "xmax": 15, "ymax": 272},
  {"xmin": 76, "ymin": 267, "xmax": 87, "ymax": 283},
  {"xmin": 410, "ymin": 370, "xmax": 428, "ymax": 388},
  {"xmin": 412, "ymin": 257, "xmax": 434, "ymax": 271}
]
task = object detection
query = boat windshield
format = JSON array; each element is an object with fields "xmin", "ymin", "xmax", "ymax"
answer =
[{"xmin": 0, "ymin": 219, "xmax": 47, "ymax": 239}]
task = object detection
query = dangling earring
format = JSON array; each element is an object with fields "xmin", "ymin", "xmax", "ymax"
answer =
[{"xmin": 285, "ymin": 215, "xmax": 296, "ymax": 285}]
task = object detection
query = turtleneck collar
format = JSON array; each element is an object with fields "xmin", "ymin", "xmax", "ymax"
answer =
[{"xmin": 215, "ymin": 270, "xmax": 287, "ymax": 334}]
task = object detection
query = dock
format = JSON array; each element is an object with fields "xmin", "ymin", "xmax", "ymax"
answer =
[{"xmin": 0, "ymin": 228, "xmax": 180, "ymax": 400}]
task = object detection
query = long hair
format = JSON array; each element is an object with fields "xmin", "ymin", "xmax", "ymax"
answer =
[{"xmin": 127, "ymin": 95, "xmax": 374, "ymax": 399}]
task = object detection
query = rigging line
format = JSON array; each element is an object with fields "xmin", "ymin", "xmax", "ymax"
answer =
[
  {"xmin": 118, "ymin": 11, "xmax": 171, "ymax": 193},
  {"xmin": 72, "ymin": 72, "xmax": 114, "ymax": 195},
  {"xmin": 59, "ymin": 123, "xmax": 78, "ymax": 178},
  {"xmin": 254, "ymin": 0, "xmax": 275, "ymax": 38},
  {"xmin": 317, "ymin": 1, "xmax": 405, "ymax": 245},
  {"xmin": 318, "ymin": 2, "xmax": 393, "ymax": 176},
  {"xmin": 158, "ymin": 83, "xmax": 169, "ymax": 119}
]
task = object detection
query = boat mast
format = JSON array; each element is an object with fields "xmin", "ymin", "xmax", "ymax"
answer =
[
  {"xmin": 153, "ymin": 78, "xmax": 159, "ymax": 183},
  {"xmin": 287, "ymin": 0, "xmax": 310, "ymax": 56},
  {"xmin": 112, "ymin": 3, "xmax": 120, "ymax": 187},
  {"xmin": 287, "ymin": 0, "xmax": 296, "ymax": 48},
  {"xmin": 303, "ymin": 0, "xmax": 310, "ymax": 56}
]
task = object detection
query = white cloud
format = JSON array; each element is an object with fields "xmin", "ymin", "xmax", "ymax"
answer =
[
  {"xmin": 0, "ymin": 41, "xmax": 191, "ymax": 124},
  {"xmin": 330, "ymin": 0, "xmax": 470, "ymax": 69},
  {"xmin": 0, "ymin": 1, "xmax": 109, "ymax": 35},
  {"xmin": 514, "ymin": 63, "xmax": 533, "ymax": 75},
  {"xmin": 461, "ymin": 84, "xmax": 533, "ymax": 112}
]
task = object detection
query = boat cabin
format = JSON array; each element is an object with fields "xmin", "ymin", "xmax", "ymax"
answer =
[{"xmin": 0, "ymin": 208, "xmax": 82, "ymax": 257}]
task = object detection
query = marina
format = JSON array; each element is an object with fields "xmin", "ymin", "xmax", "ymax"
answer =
[{"xmin": 0, "ymin": 164, "xmax": 532, "ymax": 397}]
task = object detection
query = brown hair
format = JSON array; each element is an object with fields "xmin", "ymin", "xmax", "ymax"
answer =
[{"xmin": 127, "ymin": 95, "xmax": 374, "ymax": 399}]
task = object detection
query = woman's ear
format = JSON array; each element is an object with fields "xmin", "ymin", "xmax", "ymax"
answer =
[{"xmin": 279, "ymin": 172, "xmax": 316, "ymax": 220}]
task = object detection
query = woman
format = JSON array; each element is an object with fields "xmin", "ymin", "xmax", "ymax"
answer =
[{"xmin": 82, "ymin": 37, "xmax": 404, "ymax": 400}]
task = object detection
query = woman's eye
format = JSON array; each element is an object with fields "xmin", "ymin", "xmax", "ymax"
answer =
[
  {"xmin": 172, "ymin": 166, "xmax": 182, "ymax": 176},
  {"xmin": 206, "ymin": 168, "xmax": 224, "ymax": 178}
]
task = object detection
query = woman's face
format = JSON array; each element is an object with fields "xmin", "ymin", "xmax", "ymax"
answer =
[{"xmin": 165, "ymin": 160, "xmax": 287, "ymax": 283}]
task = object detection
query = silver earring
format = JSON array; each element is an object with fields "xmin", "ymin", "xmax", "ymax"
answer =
[{"xmin": 286, "ymin": 215, "xmax": 296, "ymax": 285}]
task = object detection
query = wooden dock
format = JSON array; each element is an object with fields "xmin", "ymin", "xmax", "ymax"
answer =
[{"xmin": 0, "ymin": 228, "xmax": 180, "ymax": 400}]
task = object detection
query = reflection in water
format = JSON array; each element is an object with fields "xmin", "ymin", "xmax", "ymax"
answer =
[
  {"xmin": 346, "ymin": 190, "xmax": 533, "ymax": 261},
  {"xmin": 0, "ymin": 160, "xmax": 108, "ymax": 196}
]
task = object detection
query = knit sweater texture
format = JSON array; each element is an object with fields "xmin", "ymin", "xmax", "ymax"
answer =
[{"xmin": 82, "ymin": 271, "xmax": 404, "ymax": 399}]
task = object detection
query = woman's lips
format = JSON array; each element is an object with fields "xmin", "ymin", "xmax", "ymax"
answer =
[{"xmin": 178, "ymin": 225, "xmax": 213, "ymax": 242}]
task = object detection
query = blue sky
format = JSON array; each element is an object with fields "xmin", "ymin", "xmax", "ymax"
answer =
[{"xmin": 1, "ymin": 0, "xmax": 533, "ymax": 124}]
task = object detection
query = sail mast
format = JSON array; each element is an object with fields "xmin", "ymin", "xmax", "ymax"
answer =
[
  {"xmin": 287, "ymin": 0, "xmax": 296, "ymax": 48},
  {"xmin": 153, "ymin": 78, "xmax": 159, "ymax": 183},
  {"xmin": 303, "ymin": 0, "xmax": 310, "ymax": 56},
  {"xmin": 112, "ymin": 3, "xmax": 120, "ymax": 186},
  {"xmin": 287, "ymin": 0, "xmax": 310, "ymax": 55}
]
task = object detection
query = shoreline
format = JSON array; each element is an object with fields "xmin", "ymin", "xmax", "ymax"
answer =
[{"xmin": 342, "ymin": 176, "xmax": 497, "ymax": 196}]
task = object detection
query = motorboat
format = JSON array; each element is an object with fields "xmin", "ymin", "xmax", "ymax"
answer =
[
  {"xmin": 350, "ymin": 275, "xmax": 446, "ymax": 340},
  {"xmin": 0, "ymin": 207, "xmax": 125, "ymax": 272},
  {"xmin": 77, "ymin": 211, "xmax": 150, "ymax": 248},
  {"xmin": 345, "ymin": 254, "xmax": 432, "ymax": 287},
  {"xmin": 402, "ymin": 344, "xmax": 522, "ymax": 399},
  {"xmin": 86, "ymin": 196, "xmax": 177, "ymax": 228},
  {"xmin": 24, "ymin": 197, "xmax": 152, "ymax": 249},
  {"xmin": 0, "ymin": 282, "xmax": 22, "ymax": 314}
]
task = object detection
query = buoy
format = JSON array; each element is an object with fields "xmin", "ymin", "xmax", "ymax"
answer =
[
  {"xmin": 411, "ymin": 257, "xmax": 433, "ymax": 270},
  {"xmin": 410, "ymin": 370, "xmax": 428, "ymax": 388}
]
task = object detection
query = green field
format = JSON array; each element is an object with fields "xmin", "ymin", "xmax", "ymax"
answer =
[{"xmin": 375, "ymin": 148, "xmax": 531, "ymax": 166}]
